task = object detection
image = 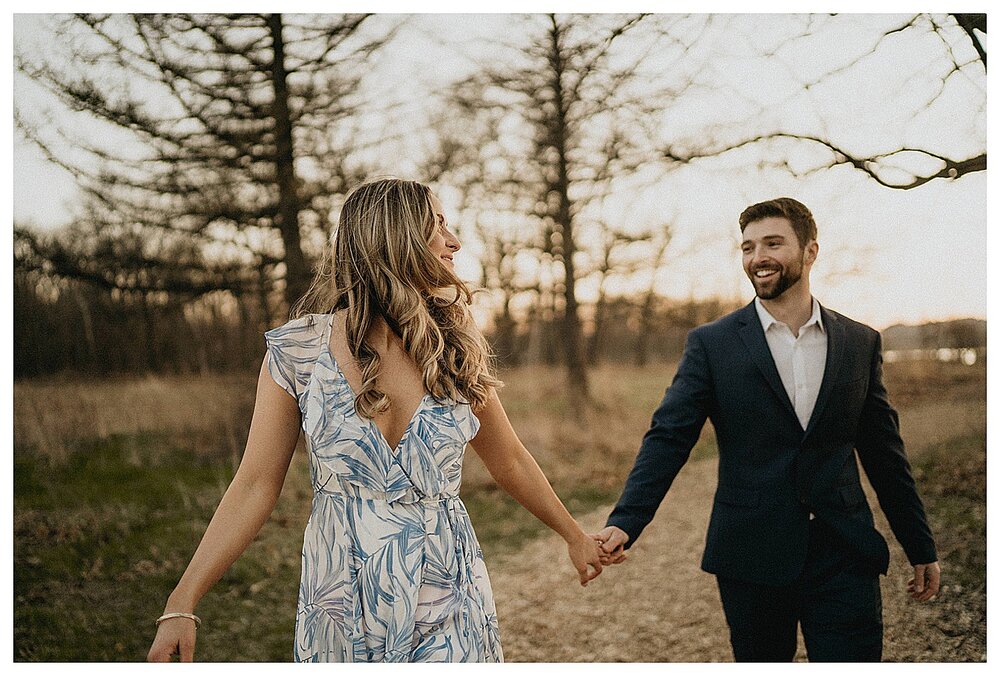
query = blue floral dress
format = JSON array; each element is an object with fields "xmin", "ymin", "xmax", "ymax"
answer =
[{"xmin": 264, "ymin": 314, "xmax": 503, "ymax": 662}]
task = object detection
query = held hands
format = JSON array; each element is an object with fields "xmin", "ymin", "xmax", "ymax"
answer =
[
  {"xmin": 907, "ymin": 561, "xmax": 941, "ymax": 602},
  {"xmin": 592, "ymin": 526, "xmax": 629, "ymax": 566},
  {"xmin": 566, "ymin": 532, "xmax": 605, "ymax": 586},
  {"xmin": 147, "ymin": 615, "xmax": 198, "ymax": 662}
]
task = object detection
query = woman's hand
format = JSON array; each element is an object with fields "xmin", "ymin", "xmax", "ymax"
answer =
[
  {"xmin": 566, "ymin": 531, "xmax": 604, "ymax": 586},
  {"xmin": 147, "ymin": 616, "xmax": 198, "ymax": 662}
]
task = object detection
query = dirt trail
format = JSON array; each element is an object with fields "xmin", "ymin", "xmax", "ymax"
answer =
[{"xmin": 488, "ymin": 456, "xmax": 973, "ymax": 662}]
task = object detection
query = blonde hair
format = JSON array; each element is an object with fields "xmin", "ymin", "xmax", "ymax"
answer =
[{"xmin": 291, "ymin": 178, "xmax": 501, "ymax": 416}]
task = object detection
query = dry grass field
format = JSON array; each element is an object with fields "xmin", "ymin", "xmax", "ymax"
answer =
[{"xmin": 13, "ymin": 358, "xmax": 985, "ymax": 661}]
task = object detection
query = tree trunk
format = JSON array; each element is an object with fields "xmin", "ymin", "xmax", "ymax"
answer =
[
  {"xmin": 635, "ymin": 290, "xmax": 655, "ymax": 367},
  {"xmin": 257, "ymin": 262, "xmax": 274, "ymax": 328},
  {"xmin": 493, "ymin": 291, "xmax": 518, "ymax": 368},
  {"xmin": 139, "ymin": 292, "xmax": 158, "ymax": 372},
  {"xmin": 589, "ymin": 290, "xmax": 606, "ymax": 366},
  {"xmin": 548, "ymin": 21, "xmax": 589, "ymax": 411},
  {"xmin": 268, "ymin": 14, "xmax": 310, "ymax": 311},
  {"xmin": 544, "ymin": 278, "xmax": 559, "ymax": 365},
  {"xmin": 73, "ymin": 286, "xmax": 97, "ymax": 371}
]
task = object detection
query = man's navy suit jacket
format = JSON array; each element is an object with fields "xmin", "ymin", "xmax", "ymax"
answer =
[{"xmin": 607, "ymin": 301, "xmax": 937, "ymax": 585}]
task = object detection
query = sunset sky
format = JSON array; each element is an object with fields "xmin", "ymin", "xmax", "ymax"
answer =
[{"xmin": 12, "ymin": 10, "xmax": 987, "ymax": 330}]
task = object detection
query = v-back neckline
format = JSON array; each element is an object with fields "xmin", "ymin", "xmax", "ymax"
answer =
[{"xmin": 322, "ymin": 313, "xmax": 432, "ymax": 451}]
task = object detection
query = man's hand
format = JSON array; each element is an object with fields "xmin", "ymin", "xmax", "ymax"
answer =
[
  {"xmin": 907, "ymin": 561, "xmax": 941, "ymax": 601},
  {"xmin": 592, "ymin": 526, "xmax": 629, "ymax": 565}
]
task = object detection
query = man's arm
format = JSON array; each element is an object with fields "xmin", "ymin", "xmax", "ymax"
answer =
[
  {"xmin": 601, "ymin": 329, "xmax": 713, "ymax": 551},
  {"xmin": 855, "ymin": 330, "xmax": 940, "ymax": 599}
]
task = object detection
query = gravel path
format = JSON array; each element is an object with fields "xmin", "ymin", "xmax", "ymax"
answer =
[{"xmin": 488, "ymin": 456, "xmax": 975, "ymax": 662}]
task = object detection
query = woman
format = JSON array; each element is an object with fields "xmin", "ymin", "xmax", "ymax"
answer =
[{"xmin": 147, "ymin": 178, "xmax": 605, "ymax": 663}]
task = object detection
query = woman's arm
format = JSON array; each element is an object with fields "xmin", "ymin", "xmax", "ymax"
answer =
[
  {"xmin": 469, "ymin": 388, "xmax": 603, "ymax": 586},
  {"xmin": 148, "ymin": 356, "xmax": 301, "ymax": 661}
]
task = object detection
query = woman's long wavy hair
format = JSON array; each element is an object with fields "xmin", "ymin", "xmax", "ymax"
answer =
[{"xmin": 291, "ymin": 178, "xmax": 501, "ymax": 417}]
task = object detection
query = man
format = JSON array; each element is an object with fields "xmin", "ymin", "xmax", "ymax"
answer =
[{"xmin": 595, "ymin": 198, "xmax": 940, "ymax": 662}]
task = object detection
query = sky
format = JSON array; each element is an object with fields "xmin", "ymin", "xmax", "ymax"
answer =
[{"xmin": 10, "ymin": 10, "xmax": 989, "ymax": 330}]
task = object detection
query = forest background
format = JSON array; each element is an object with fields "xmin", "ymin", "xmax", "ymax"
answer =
[{"xmin": 11, "ymin": 11, "xmax": 987, "ymax": 662}]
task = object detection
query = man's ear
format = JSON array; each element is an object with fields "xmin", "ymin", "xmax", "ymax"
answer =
[{"xmin": 805, "ymin": 240, "xmax": 819, "ymax": 266}]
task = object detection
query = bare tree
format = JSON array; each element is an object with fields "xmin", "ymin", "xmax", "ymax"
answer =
[
  {"xmin": 657, "ymin": 14, "xmax": 985, "ymax": 190},
  {"xmin": 14, "ymin": 224, "xmax": 265, "ymax": 376},
  {"xmin": 16, "ymin": 13, "xmax": 394, "ymax": 311},
  {"xmin": 585, "ymin": 225, "xmax": 653, "ymax": 365},
  {"xmin": 438, "ymin": 13, "xmax": 681, "ymax": 413},
  {"xmin": 472, "ymin": 214, "xmax": 541, "ymax": 368},
  {"xmin": 633, "ymin": 228, "xmax": 673, "ymax": 367}
]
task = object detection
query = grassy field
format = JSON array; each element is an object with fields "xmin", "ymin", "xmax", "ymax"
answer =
[{"xmin": 13, "ymin": 359, "xmax": 986, "ymax": 661}]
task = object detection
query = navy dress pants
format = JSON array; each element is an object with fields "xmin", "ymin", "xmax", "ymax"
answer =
[{"xmin": 716, "ymin": 518, "xmax": 883, "ymax": 662}]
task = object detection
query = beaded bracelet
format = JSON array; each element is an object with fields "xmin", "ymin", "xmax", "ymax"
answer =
[{"xmin": 155, "ymin": 612, "xmax": 202, "ymax": 629}]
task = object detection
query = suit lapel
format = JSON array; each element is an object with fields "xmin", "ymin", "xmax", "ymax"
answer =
[
  {"xmin": 803, "ymin": 305, "xmax": 845, "ymax": 439},
  {"xmin": 736, "ymin": 302, "xmax": 798, "ymax": 423}
]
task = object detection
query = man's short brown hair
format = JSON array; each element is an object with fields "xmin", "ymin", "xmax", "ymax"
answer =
[{"xmin": 739, "ymin": 198, "xmax": 817, "ymax": 248}]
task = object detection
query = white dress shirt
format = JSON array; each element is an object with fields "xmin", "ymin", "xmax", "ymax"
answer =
[{"xmin": 754, "ymin": 297, "xmax": 828, "ymax": 430}]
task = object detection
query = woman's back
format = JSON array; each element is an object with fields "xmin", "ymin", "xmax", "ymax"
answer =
[
  {"xmin": 326, "ymin": 311, "xmax": 431, "ymax": 449},
  {"xmin": 264, "ymin": 312, "xmax": 500, "ymax": 662}
]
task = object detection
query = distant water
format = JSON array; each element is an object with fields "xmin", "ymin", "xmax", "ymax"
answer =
[{"xmin": 884, "ymin": 348, "xmax": 981, "ymax": 366}]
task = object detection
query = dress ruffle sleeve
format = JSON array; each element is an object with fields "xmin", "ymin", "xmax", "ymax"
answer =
[{"xmin": 263, "ymin": 314, "xmax": 325, "ymax": 403}]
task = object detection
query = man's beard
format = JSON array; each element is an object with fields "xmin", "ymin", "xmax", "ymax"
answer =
[{"xmin": 750, "ymin": 258, "xmax": 803, "ymax": 300}]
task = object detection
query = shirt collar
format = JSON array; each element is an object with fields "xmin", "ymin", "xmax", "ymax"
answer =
[{"xmin": 754, "ymin": 297, "xmax": 825, "ymax": 334}]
